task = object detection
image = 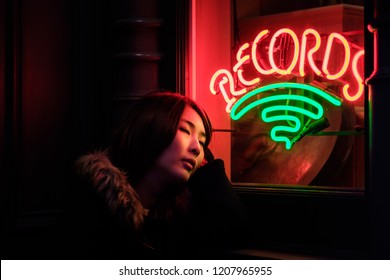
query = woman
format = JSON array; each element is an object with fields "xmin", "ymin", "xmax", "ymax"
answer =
[{"xmin": 63, "ymin": 92, "xmax": 247, "ymax": 259}]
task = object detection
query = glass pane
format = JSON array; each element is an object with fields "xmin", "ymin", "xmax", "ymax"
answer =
[{"xmin": 210, "ymin": 2, "xmax": 365, "ymax": 189}]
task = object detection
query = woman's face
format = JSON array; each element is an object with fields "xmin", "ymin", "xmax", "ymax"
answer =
[{"xmin": 153, "ymin": 106, "xmax": 207, "ymax": 185}]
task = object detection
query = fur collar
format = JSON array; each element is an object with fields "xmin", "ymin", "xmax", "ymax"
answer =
[{"xmin": 75, "ymin": 150, "xmax": 146, "ymax": 231}]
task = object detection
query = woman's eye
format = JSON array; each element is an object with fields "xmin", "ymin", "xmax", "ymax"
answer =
[{"xmin": 179, "ymin": 127, "xmax": 190, "ymax": 134}]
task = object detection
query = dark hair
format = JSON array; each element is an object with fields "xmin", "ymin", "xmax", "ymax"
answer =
[{"xmin": 110, "ymin": 92, "xmax": 213, "ymax": 185}]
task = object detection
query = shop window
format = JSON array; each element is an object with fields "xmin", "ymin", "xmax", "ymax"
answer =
[{"xmin": 201, "ymin": 2, "xmax": 365, "ymax": 190}]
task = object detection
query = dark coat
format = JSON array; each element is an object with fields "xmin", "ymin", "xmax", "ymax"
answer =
[{"xmin": 58, "ymin": 151, "xmax": 248, "ymax": 259}]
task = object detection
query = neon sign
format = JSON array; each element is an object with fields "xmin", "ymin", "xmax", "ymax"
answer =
[
  {"xmin": 231, "ymin": 83, "xmax": 342, "ymax": 149},
  {"xmin": 209, "ymin": 27, "xmax": 364, "ymax": 149}
]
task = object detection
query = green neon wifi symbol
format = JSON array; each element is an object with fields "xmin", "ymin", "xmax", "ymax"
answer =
[{"xmin": 230, "ymin": 82, "xmax": 343, "ymax": 150}]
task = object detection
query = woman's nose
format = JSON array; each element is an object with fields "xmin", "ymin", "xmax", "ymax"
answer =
[{"xmin": 190, "ymin": 138, "xmax": 201, "ymax": 156}]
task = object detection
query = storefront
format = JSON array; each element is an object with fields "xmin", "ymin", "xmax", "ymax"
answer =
[
  {"xmin": 2, "ymin": 0, "xmax": 389, "ymax": 259},
  {"xmin": 187, "ymin": 0, "xmax": 388, "ymax": 259}
]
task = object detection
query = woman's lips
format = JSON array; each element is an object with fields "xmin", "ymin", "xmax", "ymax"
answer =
[{"xmin": 182, "ymin": 158, "xmax": 196, "ymax": 171}]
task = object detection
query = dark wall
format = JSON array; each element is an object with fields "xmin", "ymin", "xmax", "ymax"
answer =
[
  {"xmin": 1, "ymin": 0, "xmax": 106, "ymax": 259},
  {"xmin": 1, "ymin": 0, "xmax": 180, "ymax": 259}
]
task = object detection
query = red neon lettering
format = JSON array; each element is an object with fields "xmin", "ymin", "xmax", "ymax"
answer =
[
  {"xmin": 209, "ymin": 27, "xmax": 364, "ymax": 112},
  {"xmin": 299, "ymin": 29, "xmax": 322, "ymax": 77},
  {"xmin": 322, "ymin": 32, "xmax": 351, "ymax": 80},
  {"xmin": 251, "ymin": 30, "xmax": 275, "ymax": 75},
  {"xmin": 343, "ymin": 49, "xmax": 365, "ymax": 101},
  {"xmin": 234, "ymin": 43, "xmax": 260, "ymax": 86},
  {"xmin": 269, "ymin": 28, "xmax": 300, "ymax": 75},
  {"xmin": 209, "ymin": 69, "xmax": 243, "ymax": 112}
]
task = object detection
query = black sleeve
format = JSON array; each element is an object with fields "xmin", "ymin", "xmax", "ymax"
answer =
[{"xmin": 185, "ymin": 158, "xmax": 249, "ymax": 254}]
